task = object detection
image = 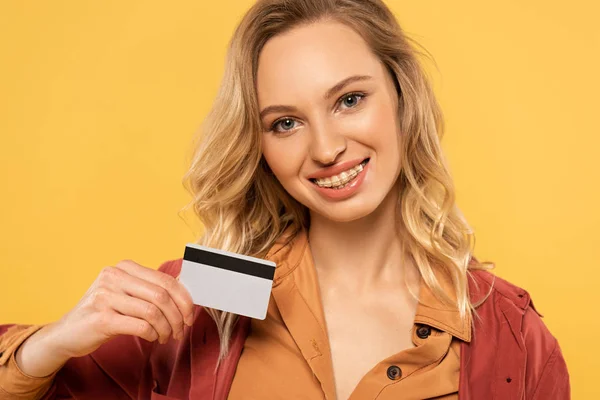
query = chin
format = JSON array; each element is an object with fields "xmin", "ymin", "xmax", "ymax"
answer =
[{"xmin": 309, "ymin": 200, "xmax": 381, "ymax": 223}]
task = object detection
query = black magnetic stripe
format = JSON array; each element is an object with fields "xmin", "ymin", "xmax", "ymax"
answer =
[{"xmin": 183, "ymin": 246, "xmax": 275, "ymax": 280}]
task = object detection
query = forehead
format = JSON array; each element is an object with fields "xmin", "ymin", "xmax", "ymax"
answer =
[{"xmin": 256, "ymin": 20, "xmax": 384, "ymax": 106}]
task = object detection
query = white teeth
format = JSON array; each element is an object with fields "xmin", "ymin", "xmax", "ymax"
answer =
[{"xmin": 313, "ymin": 160, "xmax": 367, "ymax": 188}]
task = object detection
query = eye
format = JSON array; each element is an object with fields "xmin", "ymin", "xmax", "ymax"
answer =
[
  {"xmin": 338, "ymin": 92, "xmax": 365, "ymax": 110},
  {"xmin": 271, "ymin": 117, "xmax": 298, "ymax": 133},
  {"xmin": 267, "ymin": 92, "xmax": 366, "ymax": 134}
]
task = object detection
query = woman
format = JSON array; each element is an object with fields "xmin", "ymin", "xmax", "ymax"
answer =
[{"xmin": 0, "ymin": 0, "xmax": 569, "ymax": 399}]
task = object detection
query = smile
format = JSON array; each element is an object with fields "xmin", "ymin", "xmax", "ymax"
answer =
[{"xmin": 310, "ymin": 158, "xmax": 370, "ymax": 190}]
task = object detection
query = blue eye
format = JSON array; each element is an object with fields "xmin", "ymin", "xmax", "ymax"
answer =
[
  {"xmin": 268, "ymin": 92, "xmax": 366, "ymax": 134},
  {"xmin": 272, "ymin": 118, "xmax": 297, "ymax": 133},
  {"xmin": 340, "ymin": 93, "xmax": 364, "ymax": 109}
]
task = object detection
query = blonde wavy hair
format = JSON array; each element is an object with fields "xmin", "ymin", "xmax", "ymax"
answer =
[{"xmin": 181, "ymin": 0, "xmax": 492, "ymax": 360}]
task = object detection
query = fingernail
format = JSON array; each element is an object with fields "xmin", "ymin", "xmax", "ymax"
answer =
[{"xmin": 186, "ymin": 315, "xmax": 194, "ymax": 326}]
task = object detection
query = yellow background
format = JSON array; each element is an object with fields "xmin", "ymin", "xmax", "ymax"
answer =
[{"xmin": 0, "ymin": 1, "xmax": 597, "ymax": 397}]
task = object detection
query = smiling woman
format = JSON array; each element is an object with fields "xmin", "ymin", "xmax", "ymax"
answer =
[{"xmin": 0, "ymin": 0, "xmax": 570, "ymax": 399}]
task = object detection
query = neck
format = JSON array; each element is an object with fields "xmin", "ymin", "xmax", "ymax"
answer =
[{"xmin": 307, "ymin": 187, "xmax": 414, "ymax": 291}]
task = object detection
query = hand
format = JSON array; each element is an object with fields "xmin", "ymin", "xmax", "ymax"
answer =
[{"xmin": 46, "ymin": 259, "xmax": 195, "ymax": 359}]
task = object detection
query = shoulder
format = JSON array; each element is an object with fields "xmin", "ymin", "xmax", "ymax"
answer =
[
  {"xmin": 467, "ymin": 269, "xmax": 570, "ymax": 397},
  {"xmin": 467, "ymin": 269, "xmax": 539, "ymax": 312},
  {"xmin": 468, "ymin": 269, "xmax": 549, "ymax": 339}
]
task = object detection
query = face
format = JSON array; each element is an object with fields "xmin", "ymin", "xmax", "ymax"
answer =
[{"xmin": 257, "ymin": 20, "xmax": 402, "ymax": 222}]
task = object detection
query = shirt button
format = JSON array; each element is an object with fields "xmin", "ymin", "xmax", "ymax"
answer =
[
  {"xmin": 386, "ymin": 365, "xmax": 402, "ymax": 380},
  {"xmin": 416, "ymin": 325, "xmax": 431, "ymax": 339}
]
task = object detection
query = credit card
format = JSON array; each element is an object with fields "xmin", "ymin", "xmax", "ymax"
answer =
[{"xmin": 178, "ymin": 243, "xmax": 276, "ymax": 320}]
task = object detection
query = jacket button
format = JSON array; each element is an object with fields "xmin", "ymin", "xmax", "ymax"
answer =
[
  {"xmin": 416, "ymin": 325, "xmax": 431, "ymax": 339},
  {"xmin": 386, "ymin": 365, "xmax": 402, "ymax": 380}
]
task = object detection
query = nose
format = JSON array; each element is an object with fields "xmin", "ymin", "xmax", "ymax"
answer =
[{"xmin": 308, "ymin": 121, "xmax": 347, "ymax": 165}]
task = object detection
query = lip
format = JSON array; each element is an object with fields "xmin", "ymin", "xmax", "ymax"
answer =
[
  {"xmin": 310, "ymin": 160, "xmax": 369, "ymax": 201},
  {"xmin": 306, "ymin": 158, "xmax": 368, "ymax": 180}
]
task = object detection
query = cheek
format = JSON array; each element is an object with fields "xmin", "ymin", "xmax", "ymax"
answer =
[
  {"xmin": 374, "ymin": 102, "xmax": 400, "ymax": 143},
  {"xmin": 344, "ymin": 99, "xmax": 400, "ymax": 149},
  {"xmin": 261, "ymin": 136, "xmax": 305, "ymax": 182}
]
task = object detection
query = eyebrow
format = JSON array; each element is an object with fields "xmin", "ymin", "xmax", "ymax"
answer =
[{"xmin": 259, "ymin": 74, "xmax": 373, "ymax": 119}]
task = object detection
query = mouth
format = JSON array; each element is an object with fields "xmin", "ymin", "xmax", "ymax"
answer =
[{"xmin": 309, "ymin": 158, "xmax": 370, "ymax": 190}]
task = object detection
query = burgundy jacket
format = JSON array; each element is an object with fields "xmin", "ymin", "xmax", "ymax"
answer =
[{"xmin": 0, "ymin": 258, "xmax": 570, "ymax": 399}]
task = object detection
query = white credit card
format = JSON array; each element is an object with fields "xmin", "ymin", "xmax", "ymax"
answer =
[{"xmin": 178, "ymin": 243, "xmax": 276, "ymax": 320}]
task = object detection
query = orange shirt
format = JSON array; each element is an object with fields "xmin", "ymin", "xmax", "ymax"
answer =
[
  {"xmin": 0, "ymin": 324, "xmax": 54, "ymax": 399},
  {"xmin": 228, "ymin": 229, "xmax": 471, "ymax": 399}
]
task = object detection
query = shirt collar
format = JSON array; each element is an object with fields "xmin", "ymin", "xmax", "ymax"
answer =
[
  {"xmin": 265, "ymin": 225, "xmax": 471, "ymax": 342},
  {"xmin": 414, "ymin": 269, "xmax": 472, "ymax": 342}
]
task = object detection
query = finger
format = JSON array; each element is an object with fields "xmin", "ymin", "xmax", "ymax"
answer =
[
  {"xmin": 105, "ymin": 312, "xmax": 159, "ymax": 343},
  {"xmin": 110, "ymin": 266, "xmax": 185, "ymax": 340},
  {"xmin": 108, "ymin": 292, "xmax": 173, "ymax": 344},
  {"xmin": 115, "ymin": 260, "xmax": 195, "ymax": 326}
]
